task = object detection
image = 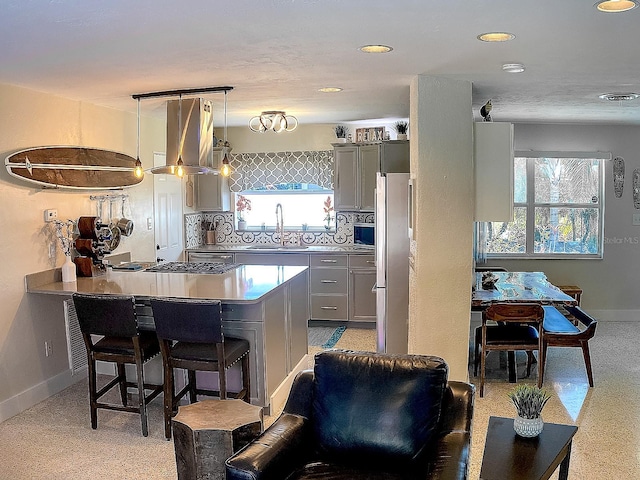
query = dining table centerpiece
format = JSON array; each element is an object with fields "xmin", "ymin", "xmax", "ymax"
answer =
[{"xmin": 508, "ymin": 384, "xmax": 552, "ymax": 438}]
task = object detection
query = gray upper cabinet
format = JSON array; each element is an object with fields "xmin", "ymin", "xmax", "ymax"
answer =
[
  {"xmin": 195, "ymin": 147, "xmax": 231, "ymax": 211},
  {"xmin": 333, "ymin": 144, "xmax": 380, "ymax": 211},
  {"xmin": 474, "ymin": 122, "xmax": 514, "ymax": 222}
]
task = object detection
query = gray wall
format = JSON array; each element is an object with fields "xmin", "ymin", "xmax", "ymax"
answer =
[{"xmin": 492, "ymin": 123, "xmax": 640, "ymax": 320}]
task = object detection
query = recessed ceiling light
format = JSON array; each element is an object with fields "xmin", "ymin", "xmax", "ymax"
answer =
[
  {"xmin": 318, "ymin": 87, "xmax": 343, "ymax": 93},
  {"xmin": 502, "ymin": 63, "xmax": 526, "ymax": 73},
  {"xmin": 595, "ymin": 0, "xmax": 638, "ymax": 13},
  {"xmin": 359, "ymin": 45, "xmax": 393, "ymax": 53},
  {"xmin": 598, "ymin": 92, "xmax": 640, "ymax": 101},
  {"xmin": 477, "ymin": 32, "xmax": 516, "ymax": 42}
]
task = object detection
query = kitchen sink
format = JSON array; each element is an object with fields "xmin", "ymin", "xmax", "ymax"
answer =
[{"xmin": 249, "ymin": 245, "xmax": 309, "ymax": 250}]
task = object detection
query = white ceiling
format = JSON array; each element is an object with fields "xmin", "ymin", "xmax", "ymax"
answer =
[{"xmin": 2, "ymin": 0, "xmax": 640, "ymax": 127}]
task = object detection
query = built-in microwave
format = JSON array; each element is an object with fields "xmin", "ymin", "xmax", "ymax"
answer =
[{"xmin": 353, "ymin": 223, "xmax": 375, "ymax": 247}]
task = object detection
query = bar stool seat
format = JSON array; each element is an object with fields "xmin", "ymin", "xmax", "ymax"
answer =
[
  {"xmin": 72, "ymin": 293, "xmax": 163, "ymax": 437},
  {"xmin": 150, "ymin": 297, "xmax": 251, "ymax": 440}
]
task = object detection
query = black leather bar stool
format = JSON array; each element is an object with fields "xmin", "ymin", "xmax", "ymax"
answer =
[
  {"xmin": 150, "ymin": 298, "xmax": 251, "ymax": 440},
  {"xmin": 72, "ymin": 293, "xmax": 163, "ymax": 437}
]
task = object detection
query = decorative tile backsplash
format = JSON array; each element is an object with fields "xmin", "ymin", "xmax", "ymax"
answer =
[{"xmin": 185, "ymin": 211, "xmax": 374, "ymax": 248}]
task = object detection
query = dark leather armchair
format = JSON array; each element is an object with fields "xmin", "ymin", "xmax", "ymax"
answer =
[{"xmin": 226, "ymin": 350, "xmax": 475, "ymax": 480}]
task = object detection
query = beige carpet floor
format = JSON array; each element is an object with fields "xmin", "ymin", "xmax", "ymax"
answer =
[{"xmin": 1, "ymin": 322, "xmax": 637, "ymax": 479}]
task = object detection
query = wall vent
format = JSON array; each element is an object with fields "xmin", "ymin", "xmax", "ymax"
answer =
[{"xmin": 64, "ymin": 300, "xmax": 87, "ymax": 374}]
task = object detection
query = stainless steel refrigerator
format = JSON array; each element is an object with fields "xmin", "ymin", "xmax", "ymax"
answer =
[{"xmin": 375, "ymin": 172, "xmax": 410, "ymax": 354}]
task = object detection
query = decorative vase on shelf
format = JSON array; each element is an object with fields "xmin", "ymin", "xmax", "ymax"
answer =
[
  {"xmin": 397, "ymin": 134, "xmax": 408, "ymax": 140},
  {"xmin": 336, "ymin": 137, "xmax": 347, "ymax": 143},
  {"xmin": 513, "ymin": 415, "xmax": 544, "ymax": 438},
  {"xmin": 238, "ymin": 220, "xmax": 247, "ymax": 230},
  {"xmin": 62, "ymin": 255, "xmax": 77, "ymax": 283}
]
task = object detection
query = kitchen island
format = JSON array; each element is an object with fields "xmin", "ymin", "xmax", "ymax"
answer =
[{"xmin": 25, "ymin": 264, "xmax": 310, "ymax": 412}]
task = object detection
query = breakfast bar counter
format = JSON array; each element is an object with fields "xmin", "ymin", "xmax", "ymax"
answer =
[{"xmin": 25, "ymin": 264, "xmax": 310, "ymax": 411}]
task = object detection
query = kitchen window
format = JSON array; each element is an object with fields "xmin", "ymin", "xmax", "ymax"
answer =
[
  {"xmin": 483, "ymin": 151, "xmax": 607, "ymax": 259},
  {"xmin": 236, "ymin": 184, "xmax": 334, "ymax": 229}
]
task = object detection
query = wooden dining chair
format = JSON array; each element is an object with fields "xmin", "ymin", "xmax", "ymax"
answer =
[
  {"xmin": 475, "ymin": 303, "xmax": 545, "ymax": 397},
  {"xmin": 541, "ymin": 305, "xmax": 597, "ymax": 387}
]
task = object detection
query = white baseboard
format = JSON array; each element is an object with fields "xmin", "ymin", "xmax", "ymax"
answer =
[
  {"xmin": 0, "ymin": 367, "xmax": 86, "ymax": 423},
  {"xmin": 585, "ymin": 309, "xmax": 640, "ymax": 322},
  {"xmin": 269, "ymin": 354, "xmax": 314, "ymax": 416}
]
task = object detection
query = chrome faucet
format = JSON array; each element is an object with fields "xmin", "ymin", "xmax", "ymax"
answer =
[{"xmin": 275, "ymin": 203, "xmax": 285, "ymax": 246}]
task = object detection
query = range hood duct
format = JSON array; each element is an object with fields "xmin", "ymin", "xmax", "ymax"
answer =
[{"xmin": 150, "ymin": 97, "xmax": 217, "ymax": 175}]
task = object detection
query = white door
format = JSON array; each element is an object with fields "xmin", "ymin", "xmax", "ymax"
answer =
[{"xmin": 153, "ymin": 152, "xmax": 184, "ymax": 262}]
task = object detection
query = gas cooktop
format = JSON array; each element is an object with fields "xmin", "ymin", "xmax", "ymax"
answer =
[{"xmin": 145, "ymin": 262, "xmax": 241, "ymax": 274}]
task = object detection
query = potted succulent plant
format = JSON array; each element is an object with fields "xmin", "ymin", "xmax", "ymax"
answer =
[
  {"xmin": 334, "ymin": 125, "xmax": 348, "ymax": 143},
  {"xmin": 236, "ymin": 194, "xmax": 252, "ymax": 230},
  {"xmin": 508, "ymin": 384, "xmax": 552, "ymax": 438},
  {"xmin": 394, "ymin": 121, "xmax": 409, "ymax": 140}
]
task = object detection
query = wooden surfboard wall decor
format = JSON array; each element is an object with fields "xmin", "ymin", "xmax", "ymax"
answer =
[{"xmin": 5, "ymin": 146, "xmax": 143, "ymax": 190}]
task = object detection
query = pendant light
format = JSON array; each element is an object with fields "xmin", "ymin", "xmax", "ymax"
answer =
[
  {"xmin": 221, "ymin": 90, "xmax": 232, "ymax": 177},
  {"xmin": 134, "ymin": 98, "xmax": 144, "ymax": 178},
  {"xmin": 175, "ymin": 94, "xmax": 185, "ymax": 178}
]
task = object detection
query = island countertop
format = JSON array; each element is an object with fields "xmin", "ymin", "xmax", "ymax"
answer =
[{"xmin": 25, "ymin": 264, "xmax": 308, "ymax": 304}]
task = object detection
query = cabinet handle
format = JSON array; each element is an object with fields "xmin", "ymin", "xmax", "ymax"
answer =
[
  {"xmin": 320, "ymin": 259, "xmax": 337, "ymax": 263},
  {"xmin": 320, "ymin": 280, "xmax": 337, "ymax": 283},
  {"xmin": 320, "ymin": 306, "xmax": 338, "ymax": 310},
  {"xmin": 366, "ymin": 260, "xmax": 375, "ymax": 264}
]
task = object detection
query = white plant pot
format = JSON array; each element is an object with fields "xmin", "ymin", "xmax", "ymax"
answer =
[
  {"xmin": 237, "ymin": 220, "xmax": 247, "ymax": 230},
  {"xmin": 513, "ymin": 415, "xmax": 544, "ymax": 438},
  {"xmin": 397, "ymin": 134, "xmax": 408, "ymax": 140},
  {"xmin": 336, "ymin": 138, "xmax": 347, "ymax": 143},
  {"xmin": 62, "ymin": 255, "xmax": 77, "ymax": 283}
]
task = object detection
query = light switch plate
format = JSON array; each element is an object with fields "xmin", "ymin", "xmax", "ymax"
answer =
[
  {"xmin": 44, "ymin": 209, "xmax": 58, "ymax": 222},
  {"xmin": 633, "ymin": 214, "xmax": 640, "ymax": 226}
]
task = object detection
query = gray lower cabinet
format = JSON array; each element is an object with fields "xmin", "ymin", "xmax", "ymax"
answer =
[
  {"xmin": 310, "ymin": 254, "xmax": 348, "ymax": 321},
  {"xmin": 187, "ymin": 250, "xmax": 377, "ymax": 323},
  {"xmin": 348, "ymin": 254, "xmax": 376, "ymax": 322}
]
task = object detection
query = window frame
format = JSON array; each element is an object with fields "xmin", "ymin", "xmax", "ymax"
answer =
[
  {"xmin": 486, "ymin": 151, "xmax": 608, "ymax": 260},
  {"xmin": 234, "ymin": 186, "xmax": 335, "ymax": 230}
]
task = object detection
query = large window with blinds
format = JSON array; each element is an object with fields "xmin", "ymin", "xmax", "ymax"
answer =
[{"xmin": 483, "ymin": 152, "xmax": 607, "ymax": 259}]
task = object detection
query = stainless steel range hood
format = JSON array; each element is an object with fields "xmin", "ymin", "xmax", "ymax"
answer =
[{"xmin": 150, "ymin": 97, "xmax": 218, "ymax": 175}]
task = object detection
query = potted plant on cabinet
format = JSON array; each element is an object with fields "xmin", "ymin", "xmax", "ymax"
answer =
[
  {"xmin": 394, "ymin": 121, "xmax": 409, "ymax": 140},
  {"xmin": 508, "ymin": 384, "xmax": 552, "ymax": 438},
  {"xmin": 334, "ymin": 125, "xmax": 348, "ymax": 143},
  {"xmin": 236, "ymin": 195, "xmax": 252, "ymax": 230}
]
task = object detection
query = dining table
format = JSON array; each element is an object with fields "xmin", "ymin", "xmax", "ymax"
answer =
[
  {"xmin": 472, "ymin": 271, "xmax": 578, "ymax": 309},
  {"xmin": 472, "ymin": 271, "xmax": 578, "ymax": 382}
]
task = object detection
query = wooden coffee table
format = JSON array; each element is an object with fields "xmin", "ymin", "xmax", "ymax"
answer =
[{"xmin": 480, "ymin": 416, "xmax": 578, "ymax": 480}]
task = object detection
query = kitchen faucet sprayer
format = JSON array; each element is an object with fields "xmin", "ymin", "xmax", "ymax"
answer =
[{"xmin": 275, "ymin": 203, "xmax": 285, "ymax": 246}]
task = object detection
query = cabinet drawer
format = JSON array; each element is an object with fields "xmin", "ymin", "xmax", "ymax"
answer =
[
  {"xmin": 221, "ymin": 302, "xmax": 263, "ymax": 321},
  {"xmin": 349, "ymin": 254, "xmax": 376, "ymax": 268},
  {"xmin": 310, "ymin": 254, "xmax": 348, "ymax": 267},
  {"xmin": 188, "ymin": 252, "xmax": 235, "ymax": 263},
  {"xmin": 235, "ymin": 253, "xmax": 309, "ymax": 266},
  {"xmin": 310, "ymin": 268, "xmax": 348, "ymax": 294},
  {"xmin": 311, "ymin": 295, "xmax": 348, "ymax": 320}
]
